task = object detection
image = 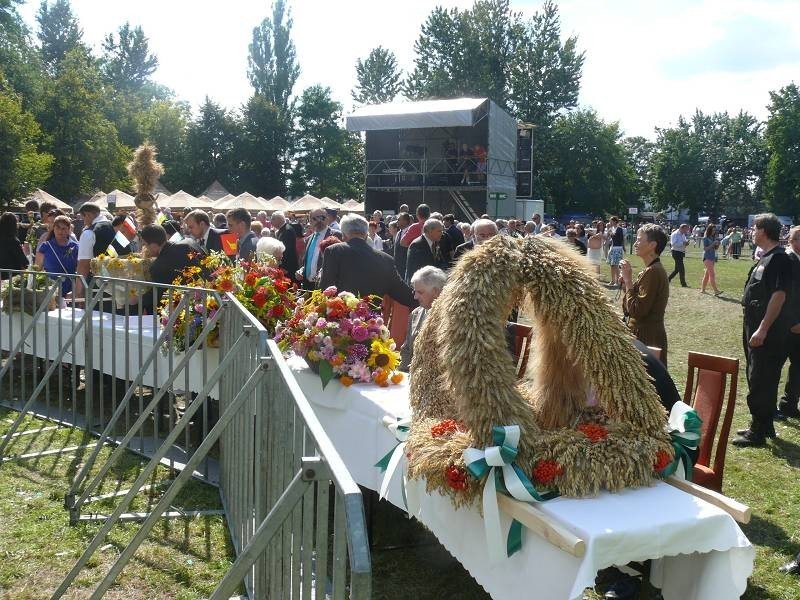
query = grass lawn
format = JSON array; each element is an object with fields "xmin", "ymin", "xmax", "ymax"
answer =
[{"xmin": 1, "ymin": 244, "xmax": 798, "ymax": 599}]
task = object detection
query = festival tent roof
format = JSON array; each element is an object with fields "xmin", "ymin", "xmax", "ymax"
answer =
[
  {"xmin": 346, "ymin": 97, "xmax": 487, "ymax": 131},
  {"xmin": 319, "ymin": 196, "xmax": 342, "ymax": 209},
  {"xmin": 265, "ymin": 196, "xmax": 292, "ymax": 211},
  {"xmin": 29, "ymin": 189, "xmax": 73, "ymax": 211},
  {"xmin": 341, "ymin": 202, "xmax": 365, "ymax": 213},
  {"xmin": 342, "ymin": 199, "xmax": 361, "ymax": 208},
  {"xmin": 288, "ymin": 194, "xmax": 326, "ymax": 212},
  {"xmin": 161, "ymin": 190, "xmax": 200, "ymax": 209},
  {"xmin": 201, "ymin": 180, "xmax": 230, "ymax": 201},
  {"xmin": 91, "ymin": 189, "xmax": 135, "ymax": 210},
  {"xmin": 152, "ymin": 179, "xmax": 172, "ymax": 195},
  {"xmin": 214, "ymin": 193, "xmax": 235, "ymax": 204},
  {"xmin": 214, "ymin": 192, "xmax": 271, "ymax": 211}
]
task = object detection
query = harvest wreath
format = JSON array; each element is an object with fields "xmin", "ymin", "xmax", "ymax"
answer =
[{"xmin": 405, "ymin": 234, "xmax": 675, "ymax": 509}]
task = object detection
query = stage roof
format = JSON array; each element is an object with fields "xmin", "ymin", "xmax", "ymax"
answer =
[{"xmin": 346, "ymin": 98, "xmax": 487, "ymax": 131}]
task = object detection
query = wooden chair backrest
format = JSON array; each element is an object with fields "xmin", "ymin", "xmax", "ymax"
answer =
[{"xmin": 510, "ymin": 322, "xmax": 534, "ymax": 379}]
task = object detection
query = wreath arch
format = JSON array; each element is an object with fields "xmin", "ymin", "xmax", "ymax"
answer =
[{"xmin": 406, "ymin": 234, "xmax": 673, "ymax": 503}]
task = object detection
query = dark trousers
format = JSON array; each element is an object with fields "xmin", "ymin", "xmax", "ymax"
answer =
[
  {"xmin": 668, "ymin": 250, "xmax": 687, "ymax": 286},
  {"xmin": 743, "ymin": 322, "xmax": 788, "ymax": 434},
  {"xmin": 779, "ymin": 332, "xmax": 800, "ymax": 410}
]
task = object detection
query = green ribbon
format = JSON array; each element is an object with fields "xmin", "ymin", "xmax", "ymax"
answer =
[{"xmin": 661, "ymin": 404, "xmax": 702, "ymax": 481}]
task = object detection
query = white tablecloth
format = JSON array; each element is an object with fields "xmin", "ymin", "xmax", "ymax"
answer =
[
  {"xmin": 288, "ymin": 355, "xmax": 754, "ymax": 600},
  {"xmin": 0, "ymin": 308, "xmax": 218, "ymax": 397}
]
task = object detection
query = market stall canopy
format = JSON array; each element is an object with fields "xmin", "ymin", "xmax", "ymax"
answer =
[
  {"xmin": 162, "ymin": 190, "xmax": 200, "ymax": 210},
  {"xmin": 341, "ymin": 202, "xmax": 365, "ymax": 213},
  {"xmin": 92, "ymin": 189, "xmax": 135, "ymax": 210},
  {"xmin": 346, "ymin": 97, "xmax": 487, "ymax": 131},
  {"xmin": 195, "ymin": 195, "xmax": 215, "ymax": 208},
  {"xmin": 319, "ymin": 196, "xmax": 342, "ymax": 209},
  {"xmin": 28, "ymin": 189, "xmax": 73, "ymax": 211},
  {"xmin": 288, "ymin": 194, "xmax": 326, "ymax": 212},
  {"xmin": 215, "ymin": 192, "xmax": 271, "ymax": 211},
  {"xmin": 342, "ymin": 199, "xmax": 361, "ymax": 208},
  {"xmin": 152, "ymin": 179, "xmax": 171, "ymax": 195},
  {"xmin": 265, "ymin": 196, "xmax": 291, "ymax": 211},
  {"xmin": 214, "ymin": 193, "xmax": 234, "ymax": 205},
  {"xmin": 201, "ymin": 180, "xmax": 230, "ymax": 201}
]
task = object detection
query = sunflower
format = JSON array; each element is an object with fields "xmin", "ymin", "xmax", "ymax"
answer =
[{"xmin": 367, "ymin": 339, "xmax": 399, "ymax": 372}]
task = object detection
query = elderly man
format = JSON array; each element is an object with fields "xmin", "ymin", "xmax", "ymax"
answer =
[
  {"xmin": 270, "ymin": 211, "xmax": 298, "ymax": 278},
  {"xmin": 226, "ymin": 208, "xmax": 258, "ymax": 261},
  {"xmin": 399, "ymin": 266, "xmax": 447, "ymax": 371},
  {"xmin": 405, "ymin": 218, "xmax": 445, "ymax": 282},
  {"xmin": 453, "ymin": 218, "xmax": 498, "ymax": 261},
  {"xmin": 319, "ymin": 214, "xmax": 415, "ymax": 306},
  {"xmin": 297, "ymin": 207, "xmax": 336, "ymax": 288},
  {"xmin": 371, "ymin": 209, "xmax": 388, "ymax": 239},
  {"xmin": 185, "ymin": 209, "xmax": 225, "ymax": 253}
]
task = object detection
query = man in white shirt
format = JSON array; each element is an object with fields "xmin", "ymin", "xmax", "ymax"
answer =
[
  {"xmin": 297, "ymin": 208, "xmax": 333, "ymax": 288},
  {"xmin": 668, "ymin": 223, "xmax": 690, "ymax": 287},
  {"xmin": 75, "ymin": 202, "xmax": 113, "ymax": 298}
]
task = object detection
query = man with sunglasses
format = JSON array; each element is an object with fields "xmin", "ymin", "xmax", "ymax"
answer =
[{"xmin": 296, "ymin": 208, "xmax": 335, "ymax": 288}]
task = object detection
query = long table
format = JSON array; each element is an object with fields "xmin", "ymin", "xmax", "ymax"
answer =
[{"xmin": 287, "ymin": 356, "xmax": 754, "ymax": 600}]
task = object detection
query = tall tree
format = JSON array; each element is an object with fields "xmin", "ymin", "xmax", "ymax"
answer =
[
  {"xmin": 139, "ymin": 99, "xmax": 191, "ymax": 192},
  {"xmin": 764, "ymin": 83, "xmax": 800, "ymax": 219},
  {"xmin": 247, "ymin": 0, "xmax": 299, "ymax": 113},
  {"xmin": 291, "ymin": 85, "xmax": 363, "ymax": 199},
  {"xmin": 37, "ymin": 49, "xmax": 129, "ymax": 200},
  {"xmin": 185, "ymin": 97, "xmax": 240, "ymax": 193},
  {"xmin": 536, "ymin": 109, "xmax": 636, "ymax": 216},
  {"xmin": 622, "ymin": 136, "xmax": 655, "ymax": 205},
  {"xmin": 0, "ymin": 81, "xmax": 53, "ymax": 205},
  {"xmin": 352, "ymin": 46, "xmax": 402, "ymax": 105},
  {"xmin": 36, "ymin": 0, "xmax": 85, "ymax": 73},
  {"xmin": 101, "ymin": 22, "xmax": 158, "ymax": 93},
  {"xmin": 236, "ymin": 94, "xmax": 290, "ymax": 197},
  {"xmin": 0, "ymin": 0, "xmax": 46, "ymax": 111}
]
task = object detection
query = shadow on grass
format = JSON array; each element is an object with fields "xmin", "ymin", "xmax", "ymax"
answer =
[
  {"xmin": 743, "ymin": 514, "xmax": 800, "ymax": 557},
  {"xmin": 769, "ymin": 437, "xmax": 800, "ymax": 469}
]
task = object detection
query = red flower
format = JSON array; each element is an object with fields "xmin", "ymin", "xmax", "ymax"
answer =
[
  {"xmin": 218, "ymin": 279, "xmax": 234, "ymax": 292},
  {"xmin": 532, "ymin": 459, "xmax": 563, "ymax": 485},
  {"xmin": 577, "ymin": 423, "xmax": 608, "ymax": 443},
  {"xmin": 275, "ymin": 279, "xmax": 290, "ymax": 293},
  {"xmin": 252, "ymin": 290, "xmax": 267, "ymax": 308},
  {"xmin": 431, "ymin": 419, "xmax": 465, "ymax": 438},
  {"xmin": 326, "ymin": 297, "xmax": 347, "ymax": 319},
  {"xmin": 445, "ymin": 464, "xmax": 468, "ymax": 491},
  {"xmin": 245, "ymin": 272, "xmax": 259, "ymax": 287},
  {"xmin": 653, "ymin": 450, "xmax": 672, "ymax": 473},
  {"xmin": 268, "ymin": 304, "xmax": 284, "ymax": 317}
]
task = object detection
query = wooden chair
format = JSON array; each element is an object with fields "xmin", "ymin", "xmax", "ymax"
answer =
[
  {"xmin": 682, "ymin": 351, "xmax": 739, "ymax": 493},
  {"xmin": 509, "ymin": 322, "xmax": 534, "ymax": 379}
]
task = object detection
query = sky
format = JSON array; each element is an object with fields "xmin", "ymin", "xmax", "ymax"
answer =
[{"xmin": 17, "ymin": 0, "xmax": 800, "ymax": 139}]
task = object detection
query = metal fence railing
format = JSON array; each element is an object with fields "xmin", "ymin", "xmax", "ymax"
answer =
[{"xmin": 0, "ymin": 269, "xmax": 371, "ymax": 599}]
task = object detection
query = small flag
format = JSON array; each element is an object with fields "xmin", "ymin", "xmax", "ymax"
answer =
[
  {"xmin": 156, "ymin": 212, "xmax": 167, "ymax": 225},
  {"xmin": 114, "ymin": 230, "xmax": 130, "ymax": 248},
  {"xmin": 220, "ymin": 232, "xmax": 238, "ymax": 257},
  {"xmin": 169, "ymin": 231, "xmax": 183, "ymax": 243},
  {"xmin": 105, "ymin": 243, "xmax": 118, "ymax": 258},
  {"xmin": 121, "ymin": 216, "xmax": 137, "ymax": 237}
]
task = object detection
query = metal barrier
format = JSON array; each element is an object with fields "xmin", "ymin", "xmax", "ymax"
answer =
[{"xmin": 0, "ymin": 269, "xmax": 371, "ymax": 598}]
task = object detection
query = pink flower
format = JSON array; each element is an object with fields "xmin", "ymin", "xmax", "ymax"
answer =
[
  {"xmin": 315, "ymin": 318, "xmax": 327, "ymax": 328},
  {"xmin": 194, "ymin": 303, "xmax": 205, "ymax": 313},
  {"xmin": 323, "ymin": 286, "xmax": 338, "ymax": 297},
  {"xmin": 351, "ymin": 325, "xmax": 369, "ymax": 342}
]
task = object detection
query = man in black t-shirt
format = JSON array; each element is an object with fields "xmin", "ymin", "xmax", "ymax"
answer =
[
  {"xmin": 734, "ymin": 213, "xmax": 793, "ymax": 447},
  {"xmin": 776, "ymin": 226, "xmax": 800, "ymax": 420}
]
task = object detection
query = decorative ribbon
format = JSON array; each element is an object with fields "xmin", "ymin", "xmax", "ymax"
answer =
[
  {"xmin": 375, "ymin": 416, "xmax": 411, "ymax": 507},
  {"xmin": 663, "ymin": 402, "xmax": 702, "ymax": 481},
  {"xmin": 464, "ymin": 425, "xmax": 551, "ymax": 563}
]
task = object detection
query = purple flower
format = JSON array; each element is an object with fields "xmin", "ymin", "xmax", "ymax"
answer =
[
  {"xmin": 347, "ymin": 343, "xmax": 369, "ymax": 362},
  {"xmin": 315, "ymin": 317, "xmax": 327, "ymax": 328},
  {"xmin": 338, "ymin": 318, "xmax": 353, "ymax": 334},
  {"xmin": 195, "ymin": 303, "xmax": 205, "ymax": 313},
  {"xmin": 351, "ymin": 325, "xmax": 369, "ymax": 342}
]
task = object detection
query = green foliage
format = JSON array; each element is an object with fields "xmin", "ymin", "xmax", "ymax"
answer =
[
  {"xmin": 37, "ymin": 49, "xmax": 129, "ymax": 200},
  {"xmin": 291, "ymin": 85, "xmax": 363, "ymax": 199},
  {"xmin": 764, "ymin": 83, "xmax": 800, "ymax": 219},
  {"xmin": 0, "ymin": 0, "xmax": 47, "ymax": 112},
  {"xmin": 622, "ymin": 136, "xmax": 655, "ymax": 205},
  {"xmin": 101, "ymin": 22, "xmax": 158, "ymax": 93},
  {"xmin": 352, "ymin": 46, "xmax": 402, "ymax": 105},
  {"xmin": 0, "ymin": 82, "xmax": 53, "ymax": 205},
  {"xmin": 236, "ymin": 94, "xmax": 291, "ymax": 197},
  {"xmin": 36, "ymin": 0, "xmax": 86, "ymax": 73},
  {"xmin": 140, "ymin": 99, "xmax": 192, "ymax": 191},
  {"xmin": 536, "ymin": 109, "xmax": 635, "ymax": 215},
  {"xmin": 185, "ymin": 97, "xmax": 239, "ymax": 194},
  {"xmin": 247, "ymin": 0, "xmax": 299, "ymax": 113}
]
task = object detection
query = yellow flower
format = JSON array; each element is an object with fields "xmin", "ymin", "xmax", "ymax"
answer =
[{"xmin": 367, "ymin": 339, "xmax": 399, "ymax": 372}]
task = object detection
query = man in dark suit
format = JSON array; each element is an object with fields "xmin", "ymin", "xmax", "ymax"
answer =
[
  {"xmin": 393, "ymin": 212, "xmax": 411, "ymax": 277},
  {"xmin": 271, "ymin": 211, "xmax": 299, "ymax": 279},
  {"xmin": 226, "ymin": 208, "xmax": 258, "ymax": 261},
  {"xmin": 298, "ymin": 207, "xmax": 335, "ymax": 288},
  {"xmin": 185, "ymin": 209, "xmax": 225, "ymax": 253},
  {"xmin": 777, "ymin": 225, "xmax": 800, "ymax": 420},
  {"xmin": 443, "ymin": 214, "xmax": 465, "ymax": 247},
  {"xmin": 320, "ymin": 214, "xmax": 415, "ymax": 307},
  {"xmin": 140, "ymin": 224, "xmax": 202, "ymax": 310},
  {"xmin": 405, "ymin": 218, "xmax": 445, "ymax": 282},
  {"xmin": 453, "ymin": 218, "xmax": 498, "ymax": 261}
]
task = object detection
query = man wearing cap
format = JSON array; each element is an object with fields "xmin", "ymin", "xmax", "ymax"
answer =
[
  {"xmin": 75, "ymin": 202, "xmax": 115, "ymax": 298},
  {"xmin": 325, "ymin": 208, "xmax": 341, "ymax": 231}
]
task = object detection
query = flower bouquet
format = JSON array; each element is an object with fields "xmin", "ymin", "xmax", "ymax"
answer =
[
  {"xmin": 90, "ymin": 253, "xmax": 154, "ymax": 307},
  {"xmin": 158, "ymin": 291, "xmax": 221, "ymax": 352},
  {"xmin": 0, "ymin": 268, "xmax": 56, "ymax": 315},
  {"xmin": 275, "ymin": 286, "xmax": 404, "ymax": 389}
]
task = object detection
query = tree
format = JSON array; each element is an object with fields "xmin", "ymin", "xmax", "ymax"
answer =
[
  {"xmin": 764, "ymin": 83, "xmax": 800, "ymax": 219},
  {"xmin": 352, "ymin": 46, "xmax": 402, "ymax": 105},
  {"xmin": 185, "ymin": 97, "xmax": 240, "ymax": 193},
  {"xmin": 247, "ymin": 0, "xmax": 299, "ymax": 113},
  {"xmin": 536, "ymin": 109, "xmax": 636, "ymax": 216},
  {"xmin": 291, "ymin": 85, "xmax": 363, "ymax": 199},
  {"xmin": 36, "ymin": 0, "xmax": 85, "ymax": 73},
  {"xmin": 101, "ymin": 22, "xmax": 158, "ymax": 93},
  {"xmin": 622, "ymin": 136, "xmax": 655, "ymax": 205},
  {"xmin": 37, "ymin": 49, "xmax": 129, "ymax": 200},
  {"xmin": 236, "ymin": 94, "xmax": 290, "ymax": 197},
  {"xmin": 0, "ymin": 0, "xmax": 47, "ymax": 111},
  {"xmin": 139, "ymin": 99, "xmax": 191, "ymax": 191},
  {"xmin": 0, "ymin": 82, "xmax": 53, "ymax": 205}
]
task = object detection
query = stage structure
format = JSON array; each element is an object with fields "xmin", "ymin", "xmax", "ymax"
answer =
[{"xmin": 346, "ymin": 98, "xmax": 521, "ymax": 220}]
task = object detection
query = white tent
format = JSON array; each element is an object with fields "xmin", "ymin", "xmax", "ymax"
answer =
[
  {"xmin": 288, "ymin": 194, "xmax": 326, "ymax": 212},
  {"xmin": 341, "ymin": 202, "xmax": 365, "ymax": 213},
  {"xmin": 161, "ymin": 190, "xmax": 200, "ymax": 210},
  {"xmin": 28, "ymin": 189, "xmax": 73, "ymax": 211},
  {"xmin": 265, "ymin": 196, "xmax": 292, "ymax": 211},
  {"xmin": 342, "ymin": 199, "xmax": 361, "ymax": 208},
  {"xmin": 93, "ymin": 189, "xmax": 136, "ymax": 210},
  {"xmin": 214, "ymin": 193, "xmax": 235, "ymax": 205},
  {"xmin": 215, "ymin": 192, "xmax": 271, "ymax": 211},
  {"xmin": 201, "ymin": 180, "xmax": 231, "ymax": 201},
  {"xmin": 319, "ymin": 196, "xmax": 342, "ymax": 209}
]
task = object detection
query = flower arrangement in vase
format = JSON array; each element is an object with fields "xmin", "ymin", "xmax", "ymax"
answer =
[{"xmin": 275, "ymin": 286, "xmax": 404, "ymax": 389}]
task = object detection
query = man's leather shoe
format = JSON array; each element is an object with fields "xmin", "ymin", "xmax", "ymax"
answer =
[
  {"xmin": 779, "ymin": 553, "xmax": 800, "ymax": 575},
  {"xmin": 735, "ymin": 427, "xmax": 776, "ymax": 438},
  {"xmin": 604, "ymin": 577, "xmax": 640, "ymax": 599},
  {"xmin": 732, "ymin": 429, "xmax": 767, "ymax": 447},
  {"xmin": 776, "ymin": 405, "xmax": 800, "ymax": 420}
]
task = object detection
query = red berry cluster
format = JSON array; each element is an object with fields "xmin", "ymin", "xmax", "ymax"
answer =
[
  {"xmin": 577, "ymin": 423, "xmax": 608, "ymax": 443},
  {"xmin": 532, "ymin": 459, "xmax": 563, "ymax": 485},
  {"xmin": 431, "ymin": 419, "xmax": 464, "ymax": 438},
  {"xmin": 653, "ymin": 449, "xmax": 672, "ymax": 472},
  {"xmin": 445, "ymin": 464, "xmax": 468, "ymax": 491}
]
